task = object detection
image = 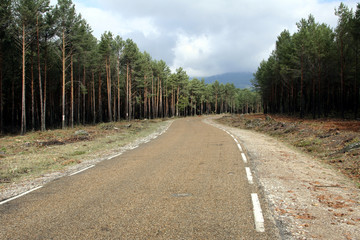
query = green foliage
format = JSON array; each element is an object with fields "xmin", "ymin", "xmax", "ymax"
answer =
[{"xmin": 254, "ymin": 3, "xmax": 359, "ymax": 119}]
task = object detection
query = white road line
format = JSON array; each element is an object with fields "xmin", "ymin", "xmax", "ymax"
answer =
[
  {"xmin": 69, "ymin": 165, "xmax": 95, "ymax": 176},
  {"xmin": 245, "ymin": 167, "xmax": 254, "ymax": 184},
  {"xmin": 108, "ymin": 153, "xmax": 122, "ymax": 160},
  {"xmin": 251, "ymin": 193, "xmax": 265, "ymax": 232},
  {"xmin": 234, "ymin": 138, "xmax": 239, "ymax": 144},
  {"xmin": 241, "ymin": 153, "xmax": 247, "ymax": 163},
  {"xmin": 0, "ymin": 186, "xmax": 43, "ymax": 205},
  {"xmin": 237, "ymin": 143, "xmax": 243, "ymax": 152}
]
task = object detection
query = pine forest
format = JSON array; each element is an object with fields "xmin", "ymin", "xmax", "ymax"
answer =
[{"xmin": 0, "ymin": 0, "xmax": 260, "ymax": 134}]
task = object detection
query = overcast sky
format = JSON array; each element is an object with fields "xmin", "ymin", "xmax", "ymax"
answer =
[{"xmin": 50, "ymin": 0, "xmax": 358, "ymax": 77}]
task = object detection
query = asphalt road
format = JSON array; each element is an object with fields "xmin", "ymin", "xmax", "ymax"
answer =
[{"xmin": 0, "ymin": 117, "xmax": 279, "ymax": 239}]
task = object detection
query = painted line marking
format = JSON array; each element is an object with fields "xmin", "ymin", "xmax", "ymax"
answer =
[
  {"xmin": 237, "ymin": 143, "xmax": 243, "ymax": 152},
  {"xmin": 69, "ymin": 165, "xmax": 95, "ymax": 176},
  {"xmin": 251, "ymin": 193, "xmax": 265, "ymax": 232},
  {"xmin": 245, "ymin": 167, "xmax": 254, "ymax": 184},
  {"xmin": 241, "ymin": 153, "xmax": 247, "ymax": 163},
  {"xmin": 234, "ymin": 138, "xmax": 239, "ymax": 144},
  {"xmin": 0, "ymin": 186, "xmax": 43, "ymax": 205},
  {"xmin": 108, "ymin": 153, "xmax": 122, "ymax": 160}
]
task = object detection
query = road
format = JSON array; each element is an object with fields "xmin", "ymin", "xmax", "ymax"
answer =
[{"xmin": 0, "ymin": 117, "xmax": 279, "ymax": 239}]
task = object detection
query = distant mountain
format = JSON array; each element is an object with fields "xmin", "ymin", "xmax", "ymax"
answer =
[{"xmin": 195, "ymin": 72, "xmax": 254, "ymax": 89}]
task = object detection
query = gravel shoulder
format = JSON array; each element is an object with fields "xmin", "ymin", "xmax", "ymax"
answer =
[{"xmin": 206, "ymin": 117, "xmax": 360, "ymax": 240}]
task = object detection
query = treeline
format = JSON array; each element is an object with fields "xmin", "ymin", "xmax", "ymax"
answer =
[
  {"xmin": 253, "ymin": 3, "xmax": 360, "ymax": 119},
  {"xmin": 0, "ymin": 0, "xmax": 260, "ymax": 134}
]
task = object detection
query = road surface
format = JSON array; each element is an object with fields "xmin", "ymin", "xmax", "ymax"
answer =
[{"xmin": 0, "ymin": 117, "xmax": 279, "ymax": 239}]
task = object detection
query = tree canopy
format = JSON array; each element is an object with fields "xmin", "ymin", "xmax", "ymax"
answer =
[
  {"xmin": 0, "ymin": 0, "xmax": 259, "ymax": 134},
  {"xmin": 253, "ymin": 3, "xmax": 360, "ymax": 119}
]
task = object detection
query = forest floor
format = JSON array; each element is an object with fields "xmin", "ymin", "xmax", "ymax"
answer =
[
  {"xmin": 216, "ymin": 114, "xmax": 360, "ymax": 185},
  {"xmin": 0, "ymin": 119, "xmax": 171, "ymax": 200}
]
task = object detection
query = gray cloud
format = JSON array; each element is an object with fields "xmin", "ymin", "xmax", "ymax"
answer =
[{"xmin": 70, "ymin": 0, "xmax": 358, "ymax": 77}]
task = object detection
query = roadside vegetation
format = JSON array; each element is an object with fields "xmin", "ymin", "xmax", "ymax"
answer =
[
  {"xmin": 217, "ymin": 114, "xmax": 360, "ymax": 185},
  {"xmin": 0, "ymin": 119, "xmax": 167, "ymax": 188}
]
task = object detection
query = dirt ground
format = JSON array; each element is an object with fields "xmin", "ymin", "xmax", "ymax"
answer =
[
  {"xmin": 216, "ymin": 114, "xmax": 360, "ymax": 184},
  {"xmin": 209, "ymin": 115, "xmax": 360, "ymax": 239}
]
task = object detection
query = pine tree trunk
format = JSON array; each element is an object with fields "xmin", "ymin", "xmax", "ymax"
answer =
[
  {"xmin": 340, "ymin": 38, "xmax": 345, "ymax": 118},
  {"xmin": 21, "ymin": 24, "xmax": 26, "ymax": 135},
  {"xmin": 300, "ymin": 46, "xmax": 304, "ymax": 118},
  {"xmin": 176, "ymin": 86, "xmax": 180, "ymax": 116},
  {"xmin": 83, "ymin": 66, "xmax": 86, "ymax": 124},
  {"xmin": 31, "ymin": 52, "xmax": 34, "ymax": 130},
  {"xmin": 106, "ymin": 58, "xmax": 112, "ymax": 122},
  {"xmin": 37, "ymin": 16, "xmax": 45, "ymax": 131},
  {"xmin": 152, "ymin": 75, "xmax": 155, "ymax": 119},
  {"xmin": 126, "ymin": 63, "xmax": 129, "ymax": 120},
  {"xmin": 129, "ymin": 67, "xmax": 132, "ymax": 120},
  {"xmin": 92, "ymin": 71, "xmax": 96, "ymax": 124},
  {"xmin": 98, "ymin": 74, "xmax": 102, "ymax": 122},
  {"xmin": 144, "ymin": 76, "xmax": 148, "ymax": 118},
  {"xmin": 62, "ymin": 30, "xmax": 66, "ymax": 129},
  {"xmin": 0, "ymin": 44, "xmax": 2, "ymax": 134},
  {"xmin": 70, "ymin": 54, "xmax": 74, "ymax": 128},
  {"xmin": 117, "ymin": 58, "xmax": 120, "ymax": 121}
]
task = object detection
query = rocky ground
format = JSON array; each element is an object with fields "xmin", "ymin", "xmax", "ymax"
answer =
[{"xmin": 209, "ymin": 115, "xmax": 360, "ymax": 239}]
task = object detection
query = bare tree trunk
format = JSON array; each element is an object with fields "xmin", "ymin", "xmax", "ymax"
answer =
[
  {"xmin": 30, "ymin": 50, "xmax": 35, "ymax": 131},
  {"xmin": 98, "ymin": 74, "xmax": 102, "ymax": 122},
  {"xmin": 176, "ymin": 86, "xmax": 180, "ymax": 116},
  {"xmin": 144, "ymin": 76, "xmax": 148, "ymax": 118},
  {"xmin": 70, "ymin": 54, "xmax": 74, "ymax": 128},
  {"xmin": 83, "ymin": 66, "xmax": 86, "ymax": 124},
  {"xmin": 62, "ymin": 30, "xmax": 66, "ymax": 129},
  {"xmin": 106, "ymin": 57, "xmax": 112, "ymax": 122},
  {"xmin": 152, "ymin": 75, "xmax": 155, "ymax": 119},
  {"xmin": 300, "ymin": 46, "xmax": 304, "ymax": 118},
  {"xmin": 92, "ymin": 71, "xmax": 96, "ymax": 124},
  {"xmin": 21, "ymin": 24, "xmax": 26, "ymax": 135},
  {"xmin": 37, "ymin": 16, "xmax": 45, "ymax": 131},
  {"xmin": 126, "ymin": 63, "xmax": 129, "ymax": 120},
  {"xmin": 0, "ymin": 44, "xmax": 2, "ymax": 134},
  {"xmin": 129, "ymin": 68, "xmax": 132, "ymax": 120},
  {"xmin": 117, "ymin": 58, "xmax": 120, "ymax": 121}
]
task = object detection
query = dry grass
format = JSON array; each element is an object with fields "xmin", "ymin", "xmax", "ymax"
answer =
[{"xmin": 0, "ymin": 119, "xmax": 167, "ymax": 187}]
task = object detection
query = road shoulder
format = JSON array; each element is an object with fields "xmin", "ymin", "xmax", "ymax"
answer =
[{"xmin": 206, "ymin": 117, "xmax": 360, "ymax": 240}]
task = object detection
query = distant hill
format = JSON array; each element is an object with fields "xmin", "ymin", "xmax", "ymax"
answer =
[{"xmin": 194, "ymin": 72, "xmax": 254, "ymax": 89}]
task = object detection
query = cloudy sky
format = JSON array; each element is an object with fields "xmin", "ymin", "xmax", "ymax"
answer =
[{"xmin": 50, "ymin": 0, "xmax": 357, "ymax": 77}]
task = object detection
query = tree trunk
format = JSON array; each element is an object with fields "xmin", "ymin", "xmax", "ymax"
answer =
[
  {"xmin": 98, "ymin": 74, "xmax": 102, "ymax": 122},
  {"xmin": 126, "ymin": 63, "xmax": 129, "ymax": 120},
  {"xmin": 144, "ymin": 76, "xmax": 148, "ymax": 118},
  {"xmin": 152, "ymin": 75, "xmax": 155, "ymax": 119},
  {"xmin": 21, "ymin": 24, "xmax": 26, "ymax": 135},
  {"xmin": 129, "ymin": 67, "xmax": 132, "ymax": 120},
  {"xmin": 31, "ymin": 51, "xmax": 35, "ymax": 130},
  {"xmin": 340, "ymin": 38, "xmax": 345, "ymax": 118},
  {"xmin": 117, "ymin": 58, "xmax": 121, "ymax": 121},
  {"xmin": 300, "ymin": 46, "xmax": 304, "ymax": 118},
  {"xmin": 70, "ymin": 54, "xmax": 74, "ymax": 128},
  {"xmin": 0, "ymin": 44, "xmax": 2, "ymax": 133},
  {"xmin": 62, "ymin": 30, "xmax": 66, "ymax": 129},
  {"xmin": 83, "ymin": 66, "xmax": 86, "ymax": 124},
  {"xmin": 37, "ymin": 16, "xmax": 45, "ymax": 131},
  {"xmin": 92, "ymin": 71, "xmax": 96, "ymax": 124},
  {"xmin": 106, "ymin": 57, "xmax": 112, "ymax": 122},
  {"xmin": 176, "ymin": 85, "xmax": 180, "ymax": 116}
]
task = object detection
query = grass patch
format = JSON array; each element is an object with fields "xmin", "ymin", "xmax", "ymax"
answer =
[{"xmin": 0, "ymin": 119, "xmax": 169, "ymax": 186}]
